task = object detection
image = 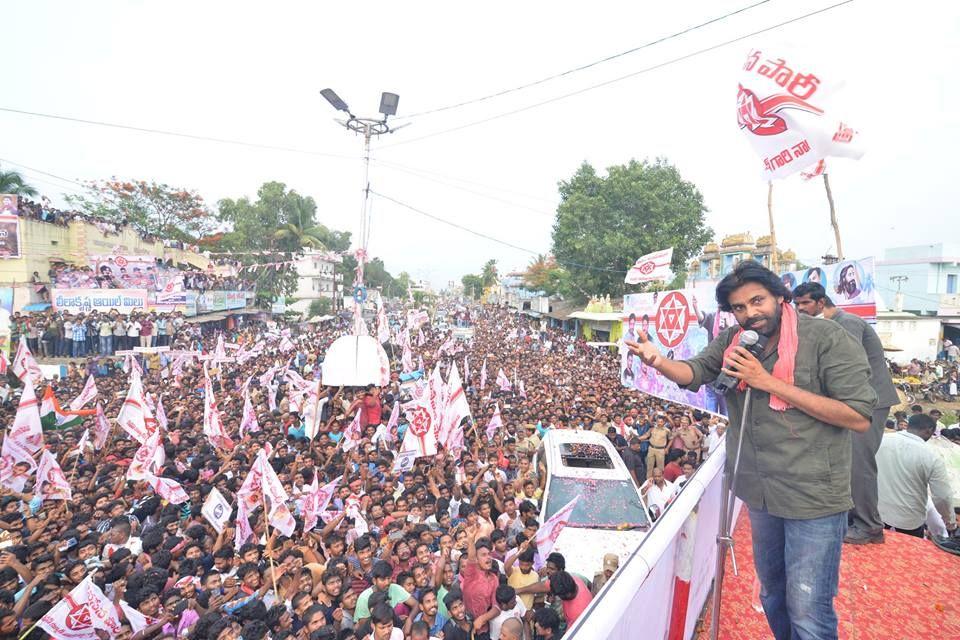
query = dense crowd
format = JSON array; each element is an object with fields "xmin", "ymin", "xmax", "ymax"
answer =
[
  {"xmin": 9, "ymin": 310, "xmax": 186, "ymax": 359},
  {"xmin": 0, "ymin": 304, "xmax": 724, "ymax": 640}
]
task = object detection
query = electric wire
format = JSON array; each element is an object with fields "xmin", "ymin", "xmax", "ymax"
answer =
[
  {"xmin": 395, "ymin": 0, "xmax": 774, "ymax": 120},
  {"xmin": 376, "ymin": 1, "xmax": 855, "ymax": 150}
]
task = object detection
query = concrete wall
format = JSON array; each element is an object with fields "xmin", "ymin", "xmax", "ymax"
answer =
[{"xmin": 875, "ymin": 313, "xmax": 941, "ymax": 363}]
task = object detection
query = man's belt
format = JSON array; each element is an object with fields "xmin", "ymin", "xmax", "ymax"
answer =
[{"xmin": 650, "ymin": 444, "xmax": 667, "ymax": 449}]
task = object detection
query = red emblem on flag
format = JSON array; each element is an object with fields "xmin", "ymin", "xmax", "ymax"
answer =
[
  {"xmin": 736, "ymin": 84, "xmax": 823, "ymax": 137},
  {"xmin": 65, "ymin": 597, "xmax": 92, "ymax": 630},
  {"xmin": 408, "ymin": 406, "xmax": 432, "ymax": 437},
  {"xmin": 655, "ymin": 291, "xmax": 693, "ymax": 349},
  {"xmin": 638, "ymin": 260, "xmax": 656, "ymax": 275}
]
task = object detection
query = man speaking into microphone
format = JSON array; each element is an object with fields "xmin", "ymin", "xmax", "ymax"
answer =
[{"xmin": 625, "ymin": 260, "xmax": 876, "ymax": 640}]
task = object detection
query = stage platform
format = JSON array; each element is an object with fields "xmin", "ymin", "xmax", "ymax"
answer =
[{"xmin": 698, "ymin": 510, "xmax": 960, "ymax": 639}]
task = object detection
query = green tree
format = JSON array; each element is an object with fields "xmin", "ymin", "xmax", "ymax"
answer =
[
  {"xmin": 215, "ymin": 181, "xmax": 352, "ymax": 307},
  {"xmin": 66, "ymin": 178, "xmax": 213, "ymax": 241},
  {"xmin": 481, "ymin": 259, "xmax": 498, "ymax": 288},
  {"xmin": 308, "ymin": 297, "xmax": 333, "ymax": 317},
  {"xmin": 461, "ymin": 274, "xmax": 484, "ymax": 299},
  {"xmin": 521, "ymin": 254, "xmax": 569, "ymax": 296},
  {"xmin": 552, "ymin": 159, "xmax": 713, "ymax": 299},
  {"xmin": 0, "ymin": 166, "xmax": 38, "ymax": 197},
  {"xmin": 395, "ymin": 272, "xmax": 412, "ymax": 299}
]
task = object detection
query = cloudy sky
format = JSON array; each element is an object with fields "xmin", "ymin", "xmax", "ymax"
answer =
[{"xmin": 3, "ymin": 1, "xmax": 957, "ymax": 298}]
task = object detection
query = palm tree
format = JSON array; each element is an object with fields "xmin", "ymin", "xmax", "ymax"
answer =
[
  {"xmin": 0, "ymin": 166, "xmax": 38, "ymax": 197},
  {"xmin": 273, "ymin": 222, "xmax": 328, "ymax": 251},
  {"xmin": 481, "ymin": 259, "xmax": 498, "ymax": 288}
]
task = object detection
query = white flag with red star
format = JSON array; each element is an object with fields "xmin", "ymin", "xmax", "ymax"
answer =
[{"xmin": 534, "ymin": 495, "xmax": 580, "ymax": 559}]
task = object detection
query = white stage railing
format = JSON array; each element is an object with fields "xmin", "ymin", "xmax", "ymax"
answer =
[{"xmin": 565, "ymin": 439, "xmax": 741, "ymax": 640}]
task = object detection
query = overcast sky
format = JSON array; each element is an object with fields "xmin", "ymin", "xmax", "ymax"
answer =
[{"xmin": 3, "ymin": 1, "xmax": 958, "ymax": 298}]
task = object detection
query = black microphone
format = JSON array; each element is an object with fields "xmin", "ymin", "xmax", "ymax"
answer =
[{"xmin": 713, "ymin": 330, "xmax": 768, "ymax": 394}]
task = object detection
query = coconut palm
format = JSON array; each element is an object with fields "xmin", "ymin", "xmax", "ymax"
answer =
[
  {"xmin": 0, "ymin": 166, "xmax": 38, "ymax": 197},
  {"xmin": 273, "ymin": 222, "xmax": 327, "ymax": 251}
]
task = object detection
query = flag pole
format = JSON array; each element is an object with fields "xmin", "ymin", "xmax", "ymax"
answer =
[
  {"xmin": 822, "ymin": 173, "xmax": 844, "ymax": 259},
  {"xmin": 261, "ymin": 492, "xmax": 281, "ymax": 601},
  {"xmin": 766, "ymin": 181, "xmax": 778, "ymax": 272},
  {"xmin": 17, "ymin": 618, "xmax": 40, "ymax": 640}
]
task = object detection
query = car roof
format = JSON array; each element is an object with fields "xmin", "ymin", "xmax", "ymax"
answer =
[{"xmin": 541, "ymin": 429, "xmax": 632, "ymax": 481}]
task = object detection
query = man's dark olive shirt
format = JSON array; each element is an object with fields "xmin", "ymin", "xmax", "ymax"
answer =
[{"xmin": 683, "ymin": 314, "xmax": 877, "ymax": 519}]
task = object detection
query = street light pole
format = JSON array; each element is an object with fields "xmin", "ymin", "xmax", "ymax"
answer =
[{"xmin": 320, "ymin": 89, "xmax": 408, "ymax": 310}]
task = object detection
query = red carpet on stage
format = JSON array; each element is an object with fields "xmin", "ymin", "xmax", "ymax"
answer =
[{"xmin": 698, "ymin": 510, "xmax": 960, "ymax": 639}]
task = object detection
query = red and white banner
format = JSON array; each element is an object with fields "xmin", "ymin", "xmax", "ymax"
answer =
[
  {"xmin": 234, "ymin": 500, "xmax": 255, "ymax": 551},
  {"xmin": 303, "ymin": 477, "xmax": 340, "ymax": 532},
  {"xmin": 119, "ymin": 601, "xmax": 162, "ymax": 634},
  {"xmin": 401, "ymin": 398, "xmax": 439, "ymax": 457},
  {"xmin": 0, "ymin": 436, "xmax": 36, "ymax": 492},
  {"xmin": 128, "ymin": 429, "xmax": 165, "ymax": 481},
  {"xmin": 117, "ymin": 370, "xmax": 156, "ymax": 444},
  {"xmin": 441, "ymin": 362, "xmax": 471, "ymax": 446},
  {"xmin": 11, "ymin": 338, "xmax": 42, "ymax": 386},
  {"xmin": 39, "ymin": 575, "xmax": 123, "ymax": 639},
  {"xmin": 377, "ymin": 304, "xmax": 390, "ymax": 344},
  {"xmin": 240, "ymin": 379, "xmax": 260, "ymax": 437},
  {"xmin": 8, "ymin": 378, "xmax": 43, "ymax": 453},
  {"xmin": 35, "ymin": 450, "xmax": 72, "ymax": 501},
  {"xmin": 154, "ymin": 395, "xmax": 168, "ymax": 431},
  {"xmin": 69, "ymin": 375, "xmax": 99, "ymax": 411},
  {"xmin": 737, "ymin": 47, "xmax": 865, "ymax": 179},
  {"xmin": 341, "ymin": 408, "xmax": 364, "ymax": 453},
  {"xmin": 203, "ymin": 369, "xmax": 234, "ymax": 450},
  {"xmin": 625, "ymin": 248, "xmax": 674, "ymax": 285},
  {"xmin": 535, "ymin": 495, "xmax": 580, "ymax": 559},
  {"xmin": 93, "ymin": 403, "xmax": 111, "ymax": 449}
]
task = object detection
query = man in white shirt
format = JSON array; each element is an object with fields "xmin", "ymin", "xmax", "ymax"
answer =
[
  {"xmin": 641, "ymin": 467, "xmax": 675, "ymax": 522},
  {"xmin": 489, "ymin": 585, "xmax": 527, "ymax": 640},
  {"xmin": 876, "ymin": 414, "xmax": 957, "ymax": 540}
]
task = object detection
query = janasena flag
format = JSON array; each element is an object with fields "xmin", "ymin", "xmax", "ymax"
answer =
[
  {"xmin": 736, "ymin": 47, "xmax": 864, "ymax": 179},
  {"xmin": 534, "ymin": 495, "xmax": 580, "ymax": 560},
  {"xmin": 625, "ymin": 248, "xmax": 673, "ymax": 285},
  {"xmin": 39, "ymin": 575, "xmax": 123, "ymax": 639}
]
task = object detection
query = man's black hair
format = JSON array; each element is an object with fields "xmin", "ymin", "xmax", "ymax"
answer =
[
  {"xmin": 907, "ymin": 413, "xmax": 936, "ymax": 432},
  {"xmin": 495, "ymin": 585, "xmax": 516, "ymax": 606},
  {"xmin": 545, "ymin": 552, "xmax": 565, "ymax": 571},
  {"xmin": 715, "ymin": 260, "xmax": 792, "ymax": 312},
  {"xmin": 533, "ymin": 607, "xmax": 560, "ymax": 633},
  {"xmin": 371, "ymin": 560, "xmax": 393, "ymax": 580},
  {"xmin": 548, "ymin": 571, "xmax": 577, "ymax": 600},
  {"xmin": 792, "ymin": 282, "xmax": 834, "ymax": 307}
]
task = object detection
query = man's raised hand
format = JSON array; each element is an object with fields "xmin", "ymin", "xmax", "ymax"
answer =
[{"xmin": 624, "ymin": 332, "xmax": 661, "ymax": 367}]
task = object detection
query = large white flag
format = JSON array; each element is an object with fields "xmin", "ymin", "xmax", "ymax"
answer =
[
  {"xmin": 341, "ymin": 408, "xmax": 364, "ymax": 453},
  {"xmin": 479, "ymin": 358, "xmax": 488, "ymax": 390},
  {"xmin": 8, "ymin": 378, "xmax": 44, "ymax": 454},
  {"xmin": 117, "ymin": 369, "xmax": 156, "ymax": 444},
  {"xmin": 0, "ymin": 436, "xmax": 36, "ymax": 492},
  {"xmin": 303, "ymin": 477, "xmax": 340, "ymax": 532},
  {"xmin": 238, "ymin": 451, "xmax": 295, "ymax": 536},
  {"xmin": 737, "ymin": 47, "xmax": 864, "ymax": 179},
  {"xmin": 441, "ymin": 362, "xmax": 471, "ymax": 447},
  {"xmin": 35, "ymin": 450, "xmax": 72, "ymax": 501},
  {"xmin": 535, "ymin": 496, "xmax": 581, "ymax": 560},
  {"xmin": 625, "ymin": 248, "xmax": 674, "ymax": 284},
  {"xmin": 118, "ymin": 601, "xmax": 162, "ymax": 634},
  {"xmin": 11, "ymin": 339, "xmax": 42, "ymax": 386},
  {"xmin": 39, "ymin": 575, "xmax": 123, "ymax": 639},
  {"xmin": 402, "ymin": 398, "xmax": 439, "ymax": 457},
  {"xmin": 69, "ymin": 375, "xmax": 99, "ymax": 411},
  {"xmin": 202, "ymin": 487, "xmax": 234, "ymax": 534}
]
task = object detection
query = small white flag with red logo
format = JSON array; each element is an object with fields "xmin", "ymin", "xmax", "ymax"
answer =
[
  {"xmin": 39, "ymin": 575, "xmax": 123, "ymax": 639},
  {"xmin": 69, "ymin": 375, "xmax": 99, "ymax": 411},
  {"xmin": 93, "ymin": 402, "xmax": 111, "ymax": 449},
  {"xmin": 625, "ymin": 248, "xmax": 674, "ymax": 284},
  {"xmin": 8, "ymin": 377, "xmax": 44, "ymax": 454},
  {"xmin": 145, "ymin": 473, "xmax": 190, "ymax": 504},
  {"xmin": 342, "ymin": 408, "xmax": 364, "ymax": 453},
  {"xmin": 11, "ymin": 339, "xmax": 42, "ymax": 386},
  {"xmin": 303, "ymin": 477, "xmax": 340, "ymax": 532},
  {"xmin": 116, "ymin": 369, "xmax": 156, "ymax": 445},
  {"xmin": 535, "ymin": 495, "xmax": 581, "ymax": 560}
]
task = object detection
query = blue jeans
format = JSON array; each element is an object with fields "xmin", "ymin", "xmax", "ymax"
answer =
[
  {"xmin": 749, "ymin": 507, "xmax": 846, "ymax": 640},
  {"xmin": 72, "ymin": 340, "xmax": 86, "ymax": 358},
  {"xmin": 100, "ymin": 335, "xmax": 112, "ymax": 355}
]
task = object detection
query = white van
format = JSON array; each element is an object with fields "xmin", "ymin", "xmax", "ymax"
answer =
[{"xmin": 533, "ymin": 429, "xmax": 650, "ymax": 580}]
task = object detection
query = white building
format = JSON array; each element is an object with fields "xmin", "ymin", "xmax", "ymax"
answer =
[
  {"xmin": 290, "ymin": 250, "xmax": 343, "ymax": 315},
  {"xmin": 875, "ymin": 311, "xmax": 941, "ymax": 364}
]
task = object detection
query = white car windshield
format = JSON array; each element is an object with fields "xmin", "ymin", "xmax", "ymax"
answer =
[{"xmin": 545, "ymin": 476, "xmax": 649, "ymax": 529}]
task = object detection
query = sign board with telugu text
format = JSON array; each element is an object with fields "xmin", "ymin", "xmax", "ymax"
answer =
[{"xmin": 52, "ymin": 288, "xmax": 149, "ymax": 315}]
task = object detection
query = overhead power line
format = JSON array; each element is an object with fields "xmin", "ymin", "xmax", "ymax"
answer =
[
  {"xmin": 396, "ymin": 0, "xmax": 773, "ymax": 120},
  {"xmin": 370, "ymin": 190, "xmax": 628, "ymax": 274},
  {"xmin": 0, "ymin": 107, "xmax": 360, "ymax": 160},
  {"xmin": 377, "ymin": 1, "xmax": 855, "ymax": 150}
]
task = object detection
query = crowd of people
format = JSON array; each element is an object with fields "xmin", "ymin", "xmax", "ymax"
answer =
[
  {"xmin": 0, "ymin": 302, "xmax": 728, "ymax": 640},
  {"xmin": 30, "ymin": 262, "xmax": 255, "ymax": 299},
  {"xmin": 9, "ymin": 309, "xmax": 187, "ymax": 359}
]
